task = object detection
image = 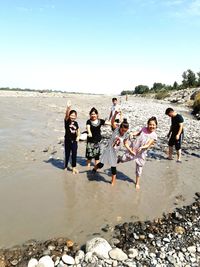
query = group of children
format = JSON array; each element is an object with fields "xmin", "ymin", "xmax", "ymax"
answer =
[{"xmin": 64, "ymin": 98, "xmax": 184, "ymax": 190}]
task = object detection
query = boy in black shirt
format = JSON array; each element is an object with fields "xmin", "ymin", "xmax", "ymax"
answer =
[{"xmin": 165, "ymin": 108, "xmax": 184, "ymax": 162}]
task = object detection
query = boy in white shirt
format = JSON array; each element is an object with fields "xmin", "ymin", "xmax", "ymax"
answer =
[{"xmin": 109, "ymin": 98, "xmax": 122, "ymax": 130}]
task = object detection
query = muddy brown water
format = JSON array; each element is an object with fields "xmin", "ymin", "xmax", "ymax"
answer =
[{"xmin": 0, "ymin": 93, "xmax": 200, "ymax": 248}]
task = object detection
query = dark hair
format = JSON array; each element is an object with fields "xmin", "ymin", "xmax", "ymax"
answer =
[
  {"xmin": 112, "ymin": 97, "xmax": 117, "ymax": 102},
  {"xmin": 89, "ymin": 107, "xmax": 98, "ymax": 115},
  {"xmin": 147, "ymin": 116, "xmax": 158, "ymax": 126},
  {"xmin": 69, "ymin": 110, "xmax": 77, "ymax": 116},
  {"xmin": 120, "ymin": 118, "xmax": 129, "ymax": 129},
  {"xmin": 165, "ymin": 107, "xmax": 174, "ymax": 115}
]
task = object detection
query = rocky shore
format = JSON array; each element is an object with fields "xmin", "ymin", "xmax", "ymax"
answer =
[
  {"xmin": 0, "ymin": 90, "xmax": 200, "ymax": 266},
  {"xmin": 0, "ymin": 193, "xmax": 199, "ymax": 267}
]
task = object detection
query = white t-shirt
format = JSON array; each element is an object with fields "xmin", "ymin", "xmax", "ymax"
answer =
[{"xmin": 110, "ymin": 104, "xmax": 121, "ymax": 120}]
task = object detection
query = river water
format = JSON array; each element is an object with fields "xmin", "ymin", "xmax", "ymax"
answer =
[{"xmin": 0, "ymin": 93, "xmax": 199, "ymax": 248}]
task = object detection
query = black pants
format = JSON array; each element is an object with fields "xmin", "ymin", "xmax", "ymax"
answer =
[
  {"xmin": 64, "ymin": 139, "xmax": 78, "ymax": 168},
  {"xmin": 97, "ymin": 162, "xmax": 117, "ymax": 175}
]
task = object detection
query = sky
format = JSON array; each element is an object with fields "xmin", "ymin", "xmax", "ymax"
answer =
[{"xmin": 0, "ymin": 0, "xmax": 200, "ymax": 94}]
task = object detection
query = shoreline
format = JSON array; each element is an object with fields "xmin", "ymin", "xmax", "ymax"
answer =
[
  {"xmin": 0, "ymin": 90, "xmax": 200, "ymax": 266},
  {"xmin": 0, "ymin": 193, "xmax": 199, "ymax": 266}
]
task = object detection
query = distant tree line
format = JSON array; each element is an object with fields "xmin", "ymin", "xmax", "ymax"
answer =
[
  {"xmin": 0, "ymin": 87, "xmax": 103, "ymax": 95},
  {"xmin": 0, "ymin": 87, "xmax": 58, "ymax": 93},
  {"xmin": 121, "ymin": 69, "xmax": 200, "ymax": 95}
]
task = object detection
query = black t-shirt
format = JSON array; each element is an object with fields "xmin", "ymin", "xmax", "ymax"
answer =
[
  {"xmin": 64, "ymin": 119, "xmax": 79, "ymax": 141},
  {"xmin": 171, "ymin": 114, "xmax": 184, "ymax": 135},
  {"xmin": 86, "ymin": 119, "xmax": 105, "ymax": 143}
]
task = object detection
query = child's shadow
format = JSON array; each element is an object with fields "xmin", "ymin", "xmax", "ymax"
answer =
[
  {"xmin": 44, "ymin": 158, "xmax": 64, "ymax": 169},
  {"xmin": 44, "ymin": 155, "xmax": 86, "ymax": 170},
  {"xmin": 77, "ymin": 156, "xmax": 87, "ymax": 166},
  {"xmin": 104, "ymin": 168, "xmax": 134, "ymax": 184},
  {"xmin": 86, "ymin": 170, "xmax": 111, "ymax": 184}
]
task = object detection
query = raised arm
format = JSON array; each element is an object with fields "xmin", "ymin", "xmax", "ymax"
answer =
[
  {"xmin": 111, "ymin": 110, "xmax": 120, "ymax": 129},
  {"xmin": 65, "ymin": 100, "xmax": 71, "ymax": 120}
]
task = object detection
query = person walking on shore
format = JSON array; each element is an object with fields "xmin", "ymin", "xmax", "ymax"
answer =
[
  {"xmin": 86, "ymin": 107, "xmax": 109, "ymax": 168},
  {"xmin": 64, "ymin": 101, "xmax": 80, "ymax": 174},
  {"xmin": 92, "ymin": 111, "xmax": 133, "ymax": 186},
  {"xmin": 118, "ymin": 117, "xmax": 158, "ymax": 190},
  {"xmin": 165, "ymin": 108, "xmax": 184, "ymax": 162},
  {"xmin": 108, "ymin": 97, "xmax": 122, "ymax": 130}
]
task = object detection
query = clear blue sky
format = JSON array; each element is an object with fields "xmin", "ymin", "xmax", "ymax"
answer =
[{"xmin": 0, "ymin": 0, "xmax": 200, "ymax": 94}]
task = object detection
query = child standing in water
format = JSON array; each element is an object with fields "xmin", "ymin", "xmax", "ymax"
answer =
[
  {"xmin": 92, "ymin": 111, "xmax": 133, "ymax": 185},
  {"xmin": 64, "ymin": 101, "xmax": 80, "ymax": 174},
  {"xmin": 118, "ymin": 116, "xmax": 158, "ymax": 189},
  {"xmin": 86, "ymin": 107, "xmax": 110, "ymax": 168}
]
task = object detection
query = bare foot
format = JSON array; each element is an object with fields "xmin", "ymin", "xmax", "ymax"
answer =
[
  {"xmin": 72, "ymin": 168, "xmax": 79, "ymax": 174},
  {"xmin": 167, "ymin": 157, "xmax": 173, "ymax": 160},
  {"xmin": 87, "ymin": 164, "xmax": 91, "ymax": 169},
  {"xmin": 135, "ymin": 184, "xmax": 140, "ymax": 190},
  {"xmin": 111, "ymin": 180, "xmax": 115, "ymax": 186}
]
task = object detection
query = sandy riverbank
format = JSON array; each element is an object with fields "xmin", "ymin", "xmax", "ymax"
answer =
[{"xmin": 0, "ymin": 90, "xmax": 200, "ymax": 251}]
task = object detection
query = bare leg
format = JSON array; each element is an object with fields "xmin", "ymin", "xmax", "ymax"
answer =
[
  {"xmin": 168, "ymin": 146, "xmax": 173, "ymax": 160},
  {"xmin": 111, "ymin": 174, "xmax": 116, "ymax": 186},
  {"xmin": 95, "ymin": 159, "xmax": 99, "ymax": 166},
  {"xmin": 135, "ymin": 176, "xmax": 140, "ymax": 190},
  {"xmin": 176, "ymin": 149, "xmax": 182, "ymax": 162},
  {"xmin": 86, "ymin": 159, "xmax": 91, "ymax": 168}
]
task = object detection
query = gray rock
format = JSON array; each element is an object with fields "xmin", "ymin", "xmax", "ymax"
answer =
[
  {"xmin": 128, "ymin": 248, "xmax": 138, "ymax": 259},
  {"xmin": 86, "ymin": 237, "xmax": 112, "ymax": 259},
  {"xmin": 187, "ymin": 246, "xmax": 196, "ymax": 253},
  {"xmin": 84, "ymin": 252, "xmax": 98, "ymax": 264},
  {"xmin": 75, "ymin": 250, "xmax": 85, "ymax": 264}
]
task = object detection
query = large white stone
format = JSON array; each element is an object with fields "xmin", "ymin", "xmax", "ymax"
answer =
[
  {"xmin": 38, "ymin": 255, "xmax": 54, "ymax": 267},
  {"xmin": 27, "ymin": 258, "xmax": 38, "ymax": 267},
  {"xmin": 62, "ymin": 254, "xmax": 75, "ymax": 265},
  {"xmin": 109, "ymin": 248, "xmax": 128, "ymax": 261},
  {"xmin": 86, "ymin": 237, "xmax": 112, "ymax": 259}
]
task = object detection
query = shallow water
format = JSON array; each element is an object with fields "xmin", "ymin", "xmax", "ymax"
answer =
[{"xmin": 0, "ymin": 94, "xmax": 200, "ymax": 248}]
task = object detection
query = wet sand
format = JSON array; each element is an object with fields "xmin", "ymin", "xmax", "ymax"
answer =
[{"xmin": 0, "ymin": 91, "xmax": 200, "ymax": 248}]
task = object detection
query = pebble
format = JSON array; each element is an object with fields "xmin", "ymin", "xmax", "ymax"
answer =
[
  {"xmin": 109, "ymin": 248, "xmax": 128, "ymax": 261},
  {"xmin": 62, "ymin": 254, "xmax": 75, "ymax": 265}
]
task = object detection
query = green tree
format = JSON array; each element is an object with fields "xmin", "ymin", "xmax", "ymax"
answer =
[
  {"xmin": 121, "ymin": 90, "xmax": 134, "ymax": 95},
  {"xmin": 134, "ymin": 85, "xmax": 149, "ymax": 94},
  {"xmin": 197, "ymin": 72, "xmax": 200, "ymax": 87},
  {"xmin": 182, "ymin": 69, "xmax": 196, "ymax": 88},
  {"xmin": 173, "ymin": 81, "xmax": 178, "ymax": 90},
  {"xmin": 151, "ymin": 83, "xmax": 165, "ymax": 92}
]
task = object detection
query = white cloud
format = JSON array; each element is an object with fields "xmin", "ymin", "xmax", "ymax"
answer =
[
  {"xmin": 188, "ymin": 0, "xmax": 200, "ymax": 16},
  {"xmin": 165, "ymin": 0, "xmax": 200, "ymax": 18}
]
